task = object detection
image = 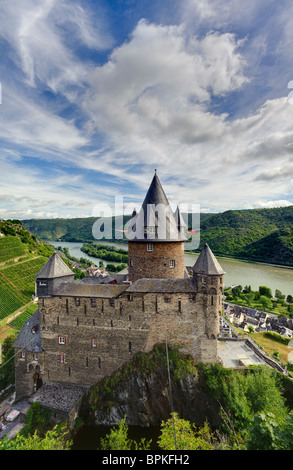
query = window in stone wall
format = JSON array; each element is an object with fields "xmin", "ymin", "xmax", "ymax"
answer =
[
  {"xmin": 127, "ymin": 294, "xmax": 134, "ymax": 301},
  {"xmin": 75, "ymin": 297, "xmax": 80, "ymax": 306},
  {"xmin": 92, "ymin": 338, "xmax": 97, "ymax": 348},
  {"xmin": 147, "ymin": 243, "xmax": 153, "ymax": 252},
  {"xmin": 91, "ymin": 298, "xmax": 96, "ymax": 307},
  {"xmin": 129, "ymin": 342, "xmax": 132, "ymax": 354},
  {"xmin": 58, "ymin": 335, "xmax": 66, "ymax": 345},
  {"xmin": 170, "ymin": 259, "xmax": 175, "ymax": 268},
  {"xmin": 164, "ymin": 295, "xmax": 171, "ymax": 303},
  {"xmin": 109, "ymin": 299, "xmax": 115, "ymax": 308},
  {"xmin": 59, "ymin": 355, "xmax": 65, "ymax": 364}
]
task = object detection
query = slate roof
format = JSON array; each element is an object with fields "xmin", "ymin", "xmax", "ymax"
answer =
[
  {"xmin": 126, "ymin": 278, "xmax": 197, "ymax": 293},
  {"xmin": 28, "ymin": 382, "xmax": 88, "ymax": 414},
  {"xmin": 54, "ymin": 281, "xmax": 128, "ymax": 298},
  {"xmin": 127, "ymin": 172, "xmax": 187, "ymax": 242},
  {"xmin": 36, "ymin": 252, "xmax": 74, "ymax": 279},
  {"xmin": 13, "ymin": 309, "xmax": 42, "ymax": 353},
  {"xmin": 193, "ymin": 243, "xmax": 225, "ymax": 275}
]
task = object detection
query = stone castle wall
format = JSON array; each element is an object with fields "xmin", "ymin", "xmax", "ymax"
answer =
[
  {"xmin": 33, "ymin": 277, "xmax": 222, "ymax": 389},
  {"xmin": 14, "ymin": 273, "xmax": 223, "ymax": 400},
  {"xmin": 128, "ymin": 241, "xmax": 185, "ymax": 282}
]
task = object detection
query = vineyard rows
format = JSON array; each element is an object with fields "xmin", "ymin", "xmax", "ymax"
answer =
[
  {"xmin": 9, "ymin": 303, "xmax": 38, "ymax": 330},
  {"xmin": 0, "ymin": 256, "xmax": 46, "ymax": 320},
  {"xmin": 0, "ymin": 236, "xmax": 26, "ymax": 263}
]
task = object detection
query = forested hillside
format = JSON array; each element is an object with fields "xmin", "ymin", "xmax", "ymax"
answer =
[
  {"xmin": 195, "ymin": 206, "xmax": 293, "ymax": 265},
  {"xmin": 22, "ymin": 205, "xmax": 293, "ymax": 265}
]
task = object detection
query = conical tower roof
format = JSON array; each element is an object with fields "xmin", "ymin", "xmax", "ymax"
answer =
[
  {"xmin": 36, "ymin": 252, "xmax": 74, "ymax": 279},
  {"xmin": 193, "ymin": 243, "xmax": 225, "ymax": 275},
  {"xmin": 127, "ymin": 171, "xmax": 186, "ymax": 242}
]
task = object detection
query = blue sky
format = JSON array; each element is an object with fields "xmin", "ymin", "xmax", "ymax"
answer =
[{"xmin": 1, "ymin": 0, "xmax": 293, "ymax": 219}]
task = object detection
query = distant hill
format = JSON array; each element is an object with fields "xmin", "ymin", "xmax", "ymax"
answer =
[
  {"xmin": 196, "ymin": 206, "xmax": 293, "ymax": 266},
  {"xmin": 22, "ymin": 205, "xmax": 293, "ymax": 266}
]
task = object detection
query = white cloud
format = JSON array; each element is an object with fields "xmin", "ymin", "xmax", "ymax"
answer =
[
  {"xmin": 252, "ymin": 200, "xmax": 293, "ymax": 209},
  {"xmin": 1, "ymin": 3, "xmax": 293, "ymax": 217},
  {"xmin": 82, "ymin": 20, "xmax": 248, "ymax": 177},
  {"xmin": 0, "ymin": 0, "xmax": 111, "ymax": 92}
]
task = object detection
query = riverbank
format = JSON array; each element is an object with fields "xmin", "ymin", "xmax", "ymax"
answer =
[
  {"xmin": 185, "ymin": 250, "xmax": 293, "ymax": 270},
  {"xmin": 48, "ymin": 240, "xmax": 293, "ymax": 296}
]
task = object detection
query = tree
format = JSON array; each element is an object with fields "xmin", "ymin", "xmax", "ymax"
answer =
[
  {"xmin": 259, "ymin": 286, "xmax": 272, "ymax": 298},
  {"xmin": 247, "ymin": 411, "xmax": 293, "ymax": 450},
  {"xmin": 0, "ymin": 424, "xmax": 72, "ymax": 450},
  {"xmin": 259, "ymin": 295, "xmax": 273, "ymax": 310},
  {"xmin": 157, "ymin": 413, "xmax": 214, "ymax": 450},
  {"xmin": 0, "ymin": 334, "xmax": 17, "ymax": 390},
  {"xmin": 21, "ymin": 401, "xmax": 51, "ymax": 437},
  {"xmin": 99, "ymin": 416, "xmax": 151, "ymax": 450},
  {"xmin": 246, "ymin": 412, "xmax": 280, "ymax": 450},
  {"xmin": 275, "ymin": 289, "xmax": 285, "ymax": 300}
]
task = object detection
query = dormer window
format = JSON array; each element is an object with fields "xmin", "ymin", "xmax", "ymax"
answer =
[{"xmin": 39, "ymin": 281, "xmax": 47, "ymax": 286}]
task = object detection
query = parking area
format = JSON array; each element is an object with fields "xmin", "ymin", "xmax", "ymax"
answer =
[
  {"xmin": 217, "ymin": 339, "xmax": 267, "ymax": 368},
  {"xmin": 0, "ymin": 395, "xmax": 30, "ymax": 440}
]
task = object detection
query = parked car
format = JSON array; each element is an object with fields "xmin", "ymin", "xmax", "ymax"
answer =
[{"xmin": 5, "ymin": 410, "xmax": 20, "ymax": 422}]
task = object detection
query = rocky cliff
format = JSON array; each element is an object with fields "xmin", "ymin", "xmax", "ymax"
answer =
[{"xmin": 85, "ymin": 345, "xmax": 221, "ymax": 427}]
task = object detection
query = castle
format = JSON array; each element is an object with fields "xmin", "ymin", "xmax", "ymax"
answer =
[{"xmin": 13, "ymin": 173, "xmax": 225, "ymax": 421}]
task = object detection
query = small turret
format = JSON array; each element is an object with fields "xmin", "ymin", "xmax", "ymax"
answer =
[
  {"xmin": 35, "ymin": 252, "xmax": 75, "ymax": 297},
  {"xmin": 192, "ymin": 243, "xmax": 225, "ymax": 347}
]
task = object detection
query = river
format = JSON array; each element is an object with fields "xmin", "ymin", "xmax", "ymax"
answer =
[{"xmin": 49, "ymin": 240, "xmax": 293, "ymax": 296}]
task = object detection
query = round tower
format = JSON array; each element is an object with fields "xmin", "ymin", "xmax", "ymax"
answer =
[
  {"xmin": 127, "ymin": 172, "xmax": 187, "ymax": 282},
  {"xmin": 192, "ymin": 243, "xmax": 225, "ymax": 362}
]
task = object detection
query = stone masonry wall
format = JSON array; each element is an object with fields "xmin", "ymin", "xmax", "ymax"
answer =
[
  {"xmin": 128, "ymin": 241, "xmax": 185, "ymax": 282},
  {"xmin": 37, "ymin": 285, "xmax": 221, "ymax": 390}
]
